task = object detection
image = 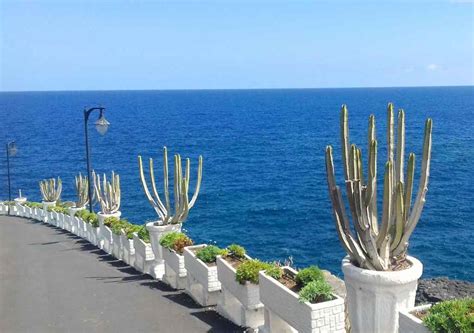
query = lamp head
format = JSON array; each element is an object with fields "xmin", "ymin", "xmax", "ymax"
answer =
[
  {"xmin": 95, "ymin": 109, "xmax": 110, "ymax": 136},
  {"xmin": 7, "ymin": 141, "xmax": 17, "ymax": 157}
]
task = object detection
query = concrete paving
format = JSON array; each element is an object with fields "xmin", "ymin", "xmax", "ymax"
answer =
[{"xmin": 0, "ymin": 216, "xmax": 244, "ymax": 333}]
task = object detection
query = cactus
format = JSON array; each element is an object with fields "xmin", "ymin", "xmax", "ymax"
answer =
[
  {"xmin": 74, "ymin": 173, "xmax": 89, "ymax": 208},
  {"xmin": 93, "ymin": 171, "xmax": 120, "ymax": 214},
  {"xmin": 138, "ymin": 146, "xmax": 203, "ymax": 225},
  {"xmin": 39, "ymin": 177, "xmax": 62, "ymax": 202},
  {"xmin": 325, "ymin": 103, "xmax": 432, "ymax": 271}
]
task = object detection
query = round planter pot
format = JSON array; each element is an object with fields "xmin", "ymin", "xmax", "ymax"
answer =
[
  {"xmin": 42, "ymin": 201, "xmax": 56, "ymax": 222},
  {"xmin": 342, "ymin": 255, "xmax": 423, "ymax": 333},
  {"xmin": 146, "ymin": 222, "xmax": 182, "ymax": 279}
]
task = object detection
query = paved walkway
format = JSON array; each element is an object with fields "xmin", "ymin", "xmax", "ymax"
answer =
[{"xmin": 0, "ymin": 216, "xmax": 243, "ymax": 333}]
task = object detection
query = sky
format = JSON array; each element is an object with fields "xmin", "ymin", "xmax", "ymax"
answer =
[{"xmin": 0, "ymin": 0, "xmax": 473, "ymax": 91}]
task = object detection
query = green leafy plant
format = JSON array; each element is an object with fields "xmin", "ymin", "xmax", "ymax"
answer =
[
  {"xmin": 137, "ymin": 226, "xmax": 150, "ymax": 243},
  {"xmin": 235, "ymin": 260, "xmax": 281, "ymax": 285},
  {"xmin": 298, "ymin": 279, "xmax": 333, "ymax": 303},
  {"xmin": 75, "ymin": 209, "xmax": 89, "ymax": 220},
  {"xmin": 159, "ymin": 232, "xmax": 193, "ymax": 254},
  {"xmin": 125, "ymin": 224, "xmax": 142, "ymax": 239},
  {"xmin": 265, "ymin": 264, "xmax": 283, "ymax": 281},
  {"xmin": 111, "ymin": 219, "xmax": 130, "ymax": 235},
  {"xmin": 24, "ymin": 201, "xmax": 42, "ymax": 208},
  {"xmin": 226, "ymin": 244, "xmax": 246, "ymax": 259},
  {"xmin": 295, "ymin": 266, "xmax": 325, "ymax": 287},
  {"xmin": 104, "ymin": 216, "xmax": 120, "ymax": 227},
  {"xmin": 196, "ymin": 245, "xmax": 228, "ymax": 263},
  {"xmin": 423, "ymin": 298, "xmax": 474, "ymax": 333}
]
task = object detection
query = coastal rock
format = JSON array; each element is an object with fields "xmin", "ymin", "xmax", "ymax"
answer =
[{"xmin": 416, "ymin": 277, "xmax": 474, "ymax": 305}]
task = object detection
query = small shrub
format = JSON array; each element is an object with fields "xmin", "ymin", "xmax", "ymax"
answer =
[
  {"xmin": 298, "ymin": 279, "xmax": 333, "ymax": 303},
  {"xmin": 111, "ymin": 219, "xmax": 130, "ymax": 235},
  {"xmin": 137, "ymin": 226, "xmax": 150, "ymax": 243},
  {"xmin": 160, "ymin": 232, "xmax": 193, "ymax": 254},
  {"xmin": 75, "ymin": 210, "xmax": 88, "ymax": 219},
  {"xmin": 86, "ymin": 212, "xmax": 99, "ymax": 227},
  {"xmin": 295, "ymin": 266, "xmax": 324, "ymax": 287},
  {"xmin": 125, "ymin": 224, "xmax": 142, "ymax": 239},
  {"xmin": 265, "ymin": 264, "xmax": 283, "ymax": 280},
  {"xmin": 196, "ymin": 245, "xmax": 227, "ymax": 263},
  {"xmin": 235, "ymin": 260, "xmax": 280, "ymax": 285},
  {"xmin": 104, "ymin": 216, "xmax": 120, "ymax": 227},
  {"xmin": 24, "ymin": 201, "xmax": 42, "ymax": 208},
  {"xmin": 227, "ymin": 244, "xmax": 246, "ymax": 259},
  {"xmin": 423, "ymin": 298, "xmax": 474, "ymax": 333}
]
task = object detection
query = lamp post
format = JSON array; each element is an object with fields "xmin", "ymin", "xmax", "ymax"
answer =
[
  {"xmin": 6, "ymin": 141, "xmax": 17, "ymax": 215},
  {"xmin": 83, "ymin": 107, "xmax": 110, "ymax": 213}
]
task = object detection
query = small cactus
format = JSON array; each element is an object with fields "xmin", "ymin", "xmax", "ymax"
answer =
[
  {"xmin": 93, "ymin": 171, "xmax": 120, "ymax": 214},
  {"xmin": 39, "ymin": 177, "xmax": 62, "ymax": 202},
  {"xmin": 138, "ymin": 146, "xmax": 203, "ymax": 225},
  {"xmin": 74, "ymin": 173, "xmax": 89, "ymax": 208},
  {"xmin": 325, "ymin": 103, "xmax": 432, "ymax": 271}
]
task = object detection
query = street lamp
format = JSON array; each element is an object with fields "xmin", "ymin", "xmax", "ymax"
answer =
[
  {"xmin": 6, "ymin": 141, "xmax": 17, "ymax": 215},
  {"xmin": 84, "ymin": 107, "xmax": 110, "ymax": 213}
]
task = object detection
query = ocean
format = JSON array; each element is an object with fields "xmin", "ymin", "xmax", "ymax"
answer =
[{"xmin": 1, "ymin": 87, "xmax": 473, "ymax": 281}]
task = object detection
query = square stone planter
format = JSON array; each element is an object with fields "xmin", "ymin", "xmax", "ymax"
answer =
[
  {"xmin": 101, "ymin": 225, "xmax": 113, "ymax": 254},
  {"xmin": 112, "ymin": 232, "xmax": 123, "ymax": 260},
  {"xmin": 184, "ymin": 244, "xmax": 221, "ymax": 306},
  {"xmin": 133, "ymin": 233, "xmax": 154, "ymax": 275},
  {"xmin": 216, "ymin": 255, "xmax": 264, "ymax": 329},
  {"xmin": 85, "ymin": 223, "xmax": 99, "ymax": 246},
  {"xmin": 162, "ymin": 247, "xmax": 187, "ymax": 290},
  {"xmin": 259, "ymin": 267, "xmax": 345, "ymax": 333},
  {"xmin": 63, "ymin": 214, "xmax": 72, "ymax": 231},
  {"xmin": 146, "ymin": 222, "xmax": 182, "ymax": 279},
  {"xmin": 0, "ymin": 203, "xmax": 7, "ymax": 215},
  {"xmin": 42, "ymin": 201, "xmax": 56, "ymax": 223},
  {"xmin": 26, "ymin": 207, "xmax": 33, "ymax": 218},
  {"xmin": 399, "ymin": 304, "xmax": 431, "ymax": 333},
  {"xmin": 121, "ymin": 231, "xmax": 135, "ymax": 267}
]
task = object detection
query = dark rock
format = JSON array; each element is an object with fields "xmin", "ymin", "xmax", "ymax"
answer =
[{"xmin": 416, "ymin": 277, "xmax": 474, "ymax": 305}]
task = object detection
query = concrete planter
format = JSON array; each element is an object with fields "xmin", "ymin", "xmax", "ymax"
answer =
[
  {"xmin": 259, "ymin": 267, "xmax": 345, "ymax": 333},
  {"xmin": 121, "ymin": 231, "xmax": 135, "ymax": 266},
  {"xmin": 42, "ymin": 201, "xmax": 56, "ymax": 222},
  {"xmin": 146, "ymin": 222, "xmax": 182, "ymax": 279},
  {"xmin": 162, "ymin": 247, "xmax": 187, "ymax": 289},
  {"xmin": 58, "ymin": 213, "xmax": 66, "ymax": 229},
  {"xmin": 85, "ymin": 223, "xmax": 99, "ymax": 246},
  {"xmin": 68, "ymin": 207, "xmax": 84, "ymax": 235},
  {"xmin": 112, "ymin": 232, "xmax": 123, "ymax": 260},
  {"xmin": 184, "ymin": 244, "xmax": 221, "ymax": 306},
  {"xmin": 98, "ymin": 212, "xmax": 121, "ymax": 251},
  {"xmin": 25, "ymin": 207, "xmax": 33, "ymax": 218},
  {"xmin": 216, "ymin": 255, "xmax": 264, "ymax": 329},
  {"xmin": 0, "ymin": 203, "xmax": 7, "ymax": 215},
  {"xmin": 32, "ymin": 208, "xmax": 41, "ymax": 220},
  {"xmin": 133, "ymin": 233, "xmax": 154, "ymax": 275},
  {"xmin": 399, "ymin": 304, "xmax": 432, "ymax": 333},
  {"xmin": 342, "ymin": 255, "xmax": 423, "ymax": 333}
]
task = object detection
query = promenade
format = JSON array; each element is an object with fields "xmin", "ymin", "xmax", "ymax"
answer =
[{"xmin": 0, "ymin": 216, "xmax": 243, "ymax": 333}]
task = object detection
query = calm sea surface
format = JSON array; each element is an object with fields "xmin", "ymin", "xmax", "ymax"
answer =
[{"xmin": 1, "ymin": 87, "xmax": 473, "ymax": 281}]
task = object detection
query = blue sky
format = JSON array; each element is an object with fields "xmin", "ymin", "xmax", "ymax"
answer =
[{"xmin": 1, "ymin": 0, "xmax": 473, "ymax": 91}]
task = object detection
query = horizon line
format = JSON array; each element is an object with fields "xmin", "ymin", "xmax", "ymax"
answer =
[{"xmin": 1, "ymin": 84, "xmax": 473, "ymax": 94}]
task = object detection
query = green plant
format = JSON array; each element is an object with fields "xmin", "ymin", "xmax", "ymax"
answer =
[
  {"xmin": 298, "ymin": 279, "xmax": 333, "ymax": 303},
  {"xmin": 295, "ymin": 266, "xmax": 325, "ymax": 287},
  {"xmin": 325, "ymin": 104, "xmax": 433, "ymax": 270},
  {"xmin": 39, "ymin": 177, "xmax": 62, "ymax": 202},
  {"xmin": 423, "ymin": 298, "xmax": 474, "ymax": 333},
  {"xmin": 93, "ymin": 171, "xmax": 120, "ymax": 214},
  {"xmin": 138, "ymin": 147, "xmax": 203, "ymax": 225},
  {"xmin": 265, "ymin": 265, "xmax": 283, "ymax": 280},
  {"xmin": 159, "ymin": 232, "xmax": 193, "ymax": 254},
  {"xmin": 227, "ymin": 244, "xmax": 246, "ymax": 259},
  {"xmin": 196, "ymin": 245, "xmax": 228, "ymax": 263},
  {"xmin": 137, "ymin": 226, "xmax": 150, "ymax": 243},
  {"xmin": 235, "ymin": 260, "xmax": 280, "ymax": 285},
  {"xmin": 125, "ymin": 224, "xmax": 142, "ymax": 239},
  {"xmin": 75, "ymin": 209, "xmax": 89, "ymax": 219},
  {"xmin": 111, "ymin": 219, "xmax": 130, "ymax": 235},
  {"xmin": 104, "ymin": 216, "xmax": 120, "ymax": 227},
  {"xmin": 24, "ymin": 201, "xmax": 42, "ymax": 208}
]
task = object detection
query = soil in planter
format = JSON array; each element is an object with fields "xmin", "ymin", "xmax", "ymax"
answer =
[
  {"xmin": 278, "ymin": 272, "xmax": 336, "ymax": 304},
  {"xmin": 350, "ymin": 256, "xmax": 412, "ymax": 271},
  {"xmin": 223, "ymin": 255, "xmax": 246, "ymax": 269},
  {"xmin": 412, "ymin": 309, "xmax": 428, "ymax": 320},
  {"xmin": 192, "ymin": 248, "xmax": 217, "ymax": 267}
]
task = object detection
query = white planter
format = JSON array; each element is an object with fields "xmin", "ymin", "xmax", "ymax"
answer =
[
  {"xmin": 0, "ymin": 203, "xmax": 7, "ymax": 214},
  {"xmin": 399, "ymin": 304, "xmax": 432, "ymax": 333},
  {"xmin": 98, "ymin": 212, "xmax": 121, "ymax": 250},
  {"xmin": 63, "ymin": 214, "xmax": 72, "ymax": 232},
  {"xmin": 15, "ymin": 197, "xmax": 26, "ymax": 217},
  {"xmin": 216, "ymin": 255, "xmax": 264, "ymax": 329},
  {"xmin": 146, "ymin": 222, "xmax": 182, "ymax": 279},
  {"xmin": 259, "ymin": 267, "xmax": 345, "ymax": 333},
  {"xmin": 58, "ymin": 213, "xmax": 66, "ymax": 229},
  {"xmin": 342, "ymin": 255, "xmax": 423, "ymax": 333},
  {"xmin": 133, "ymin": 233, "xmax": 154, "ymax": 275},
  {"xmin": 112, "ymin": 232, "xmax": 123, "ymax": 260},
  {"xmin": 32, "ymin": 207, "xmax": 40, "ymax": 220},
  {"xmin": 26, "ymin": 207, "xmax": 33, "ymax": 218},
  {"xmin": 121, "ymin": 231, "xmax": 135, "ymax": 266},
  {"xmin": 68, "ymin": 207, "xmax": 84, "ymax": 235},
  {"xmin": 42, "ymin": 201, "xmax": 56, "ymax": 222},
  {"xmin": 184, "ymin": 245, "xmax": 221, "ymax": 306},
  {"xmin": 162, "ymin": 247, "xmax": 187, "ymax": 289},
  {"xmin": 85, "ymin": 223, "xmax": 99, "ymax": 246}
]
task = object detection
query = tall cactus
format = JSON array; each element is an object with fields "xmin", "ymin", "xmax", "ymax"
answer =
[
  {"xmin": 74, "ymin": 173, "xmax": 89, "ymax": 208},
  {"xmin": 138, "ymin": 146, "xmax": 203, "ymax": 225},
  {"xmin": 39, "ymin": 177, "xmax": 62, "ymax": 202},
  {"xmin": 325, "ymin": 103, "xmax": 432, "ymax": 271},
  {"xmin": 93, "ymin": 171, "xmax": 120, "ymax": 214}
]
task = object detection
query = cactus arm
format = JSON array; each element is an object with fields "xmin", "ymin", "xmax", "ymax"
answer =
[
  {"xmin": 189, "ymin": 155, "xmax": 203, "ymax": 208},
  {"xmin": 404, "ymin": 153, "xmax": 415, "ymax": 222},
  {"xmin": 387, "ymin": 103, "xmax": 395, "ymax": 164},
  {"xmin": 393, "ymin": 119, "xmax": 432, "ymax": 257},
  {"xmin": 138, "ymin": 156, "xmax": 165, "ymax": 221},
  {"xmin": 341, "ymin": 105, "xmax": 351, "ymax": 181},
  {"xmin": 395, "ymin": 109, "xmax": 405, "ymax": 184},
  {"xmin": 390, "ymin": 182, "xmax": 405, "ymax": 251},
  {"xmin": 366, "ymin": 139, "xmax": 378, "ymax": 234},
  {"xmin": 377, "ymin": 161, "xmax": 393, "ymax": 248},
  {"xmin": 163, "ymin": 147, "xmax": 171, "ymax": 221},
  {"xmin": 149, "ymin": 158, "xmax": 167, "ymax": 216}
]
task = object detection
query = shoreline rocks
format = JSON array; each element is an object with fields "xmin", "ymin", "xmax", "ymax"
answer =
[{"xmin": 416, "ymin": 277, "xmax": 474, "ymax": 305}]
